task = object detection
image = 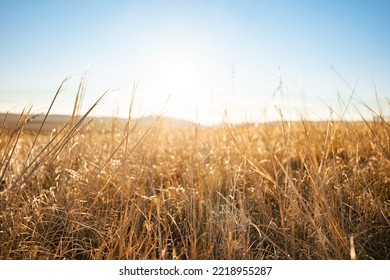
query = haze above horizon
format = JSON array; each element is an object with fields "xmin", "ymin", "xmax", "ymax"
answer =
[{"xmin": 0, "ymin": 0, "xmax": 389, "ymax": 125}]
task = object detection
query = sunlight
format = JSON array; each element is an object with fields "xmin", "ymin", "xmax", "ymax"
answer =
[
  {"xmin": 145, "ymin": 47, "xmax": 208, "ymax": 94},
  {"xmin": 134, "ymin": 46, "xmax": 221, "ymax": 123}
]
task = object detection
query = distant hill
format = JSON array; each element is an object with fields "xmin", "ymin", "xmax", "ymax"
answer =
[
  {"xmin": 0, "ymin": 113, "xmax": 198, "ymax": 132},
  {"xmin": 0, "ymin": 113, "xmax": 71, "ymax": 131}
]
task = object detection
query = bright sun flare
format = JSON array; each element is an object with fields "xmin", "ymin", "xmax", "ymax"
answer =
[
  {"xmin": 138, "ymin": 46, "xmax": 223, "ymax": 124},
  {"xmin": 145, "ymin": 48, "xmax": 207, "ymax": 93}
]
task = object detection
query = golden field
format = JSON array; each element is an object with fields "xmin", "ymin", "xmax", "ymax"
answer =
[{"xmin": 0, "ymin": 86, "xmax": 389, "ymax": 260}]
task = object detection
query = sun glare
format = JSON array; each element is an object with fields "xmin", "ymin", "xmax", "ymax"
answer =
[
  {"xmin": 135, "ymin": 46, "xmax": 220, "ymax": 122},
  {"xmin": 145, "ymin": 48, "xmax": 208, "ymax": 94}
]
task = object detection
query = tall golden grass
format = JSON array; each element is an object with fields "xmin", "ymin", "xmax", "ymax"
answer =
[{"xmin": 0, "ymin": 79, "xmax": 389, "ymax": 259}]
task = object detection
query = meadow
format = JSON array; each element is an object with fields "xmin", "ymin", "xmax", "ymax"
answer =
[{"xmin": 0, "ymin": 82, "xmax": 389, "ymax": 259}]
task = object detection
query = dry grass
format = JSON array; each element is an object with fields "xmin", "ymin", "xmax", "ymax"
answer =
[{"xmin": 0, "ymin": 82, "xmax": 389, "ymax": 260}]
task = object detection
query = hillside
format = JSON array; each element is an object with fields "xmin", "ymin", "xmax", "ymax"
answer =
[{"xmin": 0, "ymin": 113, "xmax": 198, "ymax": 132}]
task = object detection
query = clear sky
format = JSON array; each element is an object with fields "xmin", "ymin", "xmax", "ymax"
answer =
[{"xmin": 0, "ymin": 0, "xmax": 389, "ymax": 124}]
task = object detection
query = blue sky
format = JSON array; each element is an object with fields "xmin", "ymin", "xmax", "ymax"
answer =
[{"xmin": 0, "ymin": 0, "xmax": 389, "ymax": 124}]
